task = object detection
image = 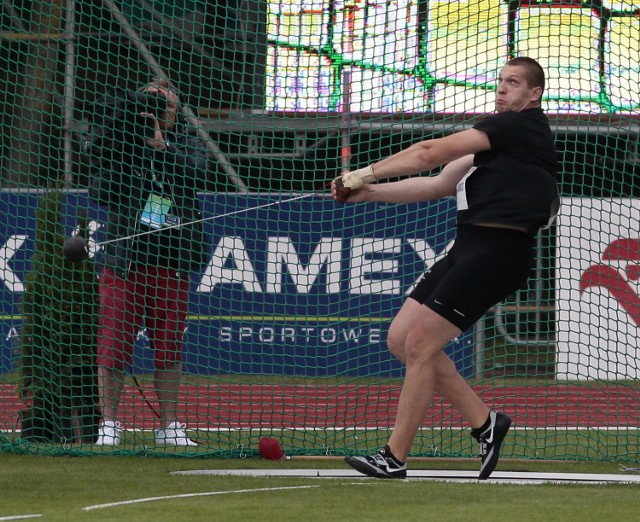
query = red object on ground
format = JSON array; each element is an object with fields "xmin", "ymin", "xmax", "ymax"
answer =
[{"xmin": 259, "ymin": 437, "xmax": 285, "ymax": 460}]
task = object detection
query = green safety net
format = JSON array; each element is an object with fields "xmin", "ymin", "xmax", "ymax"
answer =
[{"xmin": 0, "ymin": 0, "xmax": 638, "ymax": 462}]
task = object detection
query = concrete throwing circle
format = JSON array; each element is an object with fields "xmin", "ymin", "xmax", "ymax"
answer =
[{"xmin": 171, "ymin": 468, "xmax": 640, "ymax": 485}]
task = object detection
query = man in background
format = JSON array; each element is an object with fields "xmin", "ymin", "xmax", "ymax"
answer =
[{"xmin": 87, "ymin": 78, "xmax": 209, "ymax": 446}]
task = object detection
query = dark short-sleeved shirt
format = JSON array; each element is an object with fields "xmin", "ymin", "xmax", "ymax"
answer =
[{"xmin": 455, "ymin": 108, "xmax": 560, "ymax": 235}]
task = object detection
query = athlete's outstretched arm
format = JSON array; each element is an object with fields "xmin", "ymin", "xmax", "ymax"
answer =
[
  {"xmin": 333, "ymin": 128, "xmax": 490, "ymax": 202},
  {"xmin": 372, "ymin": 129, "xmax": 489, "ymax": 180},
  {"xmin": 333, "ymin": 155, "xmax": 475, "ymax": 204}
]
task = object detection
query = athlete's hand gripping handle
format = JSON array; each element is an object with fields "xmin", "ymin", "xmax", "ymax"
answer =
[{"xmin": 333, "ymin": 165, "xmax": 377, "ymax": 203}]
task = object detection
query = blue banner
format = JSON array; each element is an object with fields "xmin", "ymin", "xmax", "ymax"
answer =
[{"xmin": 0, "ymin": 191, "xmax": 473, "ymax": 377}]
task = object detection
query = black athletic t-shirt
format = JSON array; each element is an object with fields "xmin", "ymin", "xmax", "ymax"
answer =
[{"xmin": 456, "ymin": 108, "xmax": 560, "ymax": 235}]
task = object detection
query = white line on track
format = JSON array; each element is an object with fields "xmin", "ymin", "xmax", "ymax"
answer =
[
  {"xmin": 81, "ymin": 485, "xmax": 320, "ymax": 511},
  {"xmin": 0, "ymin": 514, "xmax": 42, "ymax": 522},
  {"xmin": 30, "ymin": 426, "xmax": 634, "ymax": 433}
]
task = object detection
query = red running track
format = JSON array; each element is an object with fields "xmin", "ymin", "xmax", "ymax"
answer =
[{"xmin": 2, "ymin": 383, "xmax": 639, "ymax": 431}]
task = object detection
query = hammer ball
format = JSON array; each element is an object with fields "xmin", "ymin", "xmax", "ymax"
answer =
[{"xmin": 63, "ymin": 236, "xmax": 89, "ymax": 262}]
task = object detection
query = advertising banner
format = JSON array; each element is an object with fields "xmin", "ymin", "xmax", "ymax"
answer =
[
  {"xmin": 556, "ymin": 198, "xmax": 640, "ymax": 380},
  {"xmin": 0, "ymin": 191, "xmax": 473, "ymax": 377}
]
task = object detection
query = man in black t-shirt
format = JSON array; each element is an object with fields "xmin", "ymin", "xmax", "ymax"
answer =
[{"xmin": 332, "ymin": 57, "xmax": 559, "ymax": 480}]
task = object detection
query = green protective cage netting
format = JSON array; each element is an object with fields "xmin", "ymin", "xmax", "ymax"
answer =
[{"xmin": 0, "ymin": 0, "xmax": 639, "ymax": 461}]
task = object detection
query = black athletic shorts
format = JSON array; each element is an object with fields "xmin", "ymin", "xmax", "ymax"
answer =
[{"xmin": 409, "ymin": 224, "xmax": 535, "ymax": 331}]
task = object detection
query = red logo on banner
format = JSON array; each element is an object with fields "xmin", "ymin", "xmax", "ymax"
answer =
[{"xmin": 580, "ymin": 238, "xmax": 640, "ymax": 326}]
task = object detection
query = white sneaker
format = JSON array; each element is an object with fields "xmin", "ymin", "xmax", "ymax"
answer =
[
  {"xmin": 155, "ymin": 421, "xmax": 197, "ymax": 446},
  {"xmin": 95, "ymin": 420, "xmax": 121, "ymax": 446}
]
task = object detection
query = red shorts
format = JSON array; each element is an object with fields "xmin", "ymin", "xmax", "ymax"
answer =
[{"xmin": 96, "ymin": 266, "xmax": 190, "ymax": 370}]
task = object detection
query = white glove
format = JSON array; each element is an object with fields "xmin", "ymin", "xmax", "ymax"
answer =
[
  {"xmin": 341, "ymin": 165, "xmax": 377, "ymax": 190},
  {"xmin": 333, "ymin": 165, "xmax": 377, "ymax": 203}
]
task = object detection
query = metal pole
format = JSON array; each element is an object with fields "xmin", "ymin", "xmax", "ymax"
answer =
[
  {"xmin": 101, "ymin": 0, "xmax": 248, "ymax": 192},
  {"xmin": 474, "ymin": 319, "xmax": 484, "ymax": 379},
  {"xmin": 340, "ymin": 4, "xmax": 356, "ymax": 173},
  {"xmin": 62, "ymin": 0, "xmax": 76, "ymax": 187}
]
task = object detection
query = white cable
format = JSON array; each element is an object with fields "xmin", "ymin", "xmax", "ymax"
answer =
[{"xmin": 98, "ymin": 192, "xmax": 324, "ymax": 246}]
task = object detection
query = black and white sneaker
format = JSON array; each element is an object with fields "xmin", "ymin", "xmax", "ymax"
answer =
[
  {"xmin": 472, "ymin": 411, "xmax": 512, "ymax": 480},
  {"xmin": 345, "ymin": 445, "xmax": 407, "ymax": 479}
]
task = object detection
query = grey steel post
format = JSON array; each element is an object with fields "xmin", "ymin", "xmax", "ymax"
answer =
[{"xmin": 62, "ymin": 0, "xmax": 76, "ymax": 187}]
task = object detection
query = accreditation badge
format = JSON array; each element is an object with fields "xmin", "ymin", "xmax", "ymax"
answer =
[{"xmin": 140, "ymin": 193, "xmax": 173, "ymax": 229}]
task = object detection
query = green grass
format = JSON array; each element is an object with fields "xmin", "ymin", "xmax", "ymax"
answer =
[{"xmin": 1, "ymin": 455, "xmax": 639, "ymax": 521}]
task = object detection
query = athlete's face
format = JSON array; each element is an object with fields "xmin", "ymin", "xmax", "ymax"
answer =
[{"xmin": 495, "ymin": 65, "xmax": 542, "ymax": 113}]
